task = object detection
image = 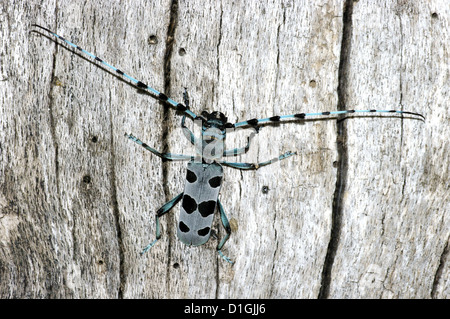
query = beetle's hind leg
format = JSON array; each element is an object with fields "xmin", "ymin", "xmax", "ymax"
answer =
[
  {"xmin": 216, "ymin": 199, "xmax": 233, "ymax": 264},
  {"xmin": 141, "ymin": 193, "xmax": 183, "ymax": 255}
]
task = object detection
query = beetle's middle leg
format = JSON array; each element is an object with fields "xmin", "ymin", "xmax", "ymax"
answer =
[
  {"xmin": 125, "ymin": 133, "xmax": 194, "ymax": 161},
  {"xmin": 220, "ymin": 150, "xmax": 296, "ymax": 170}
]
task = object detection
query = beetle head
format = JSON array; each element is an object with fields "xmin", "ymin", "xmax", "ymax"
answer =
[{"xmin": 200, "ymin": 111, "xmax": 234, "ymax": 131}]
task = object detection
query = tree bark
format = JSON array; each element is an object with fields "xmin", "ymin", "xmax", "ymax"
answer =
[{"xmin": 0, "ymin": 0, "xmax": 448, "ymax": 298}]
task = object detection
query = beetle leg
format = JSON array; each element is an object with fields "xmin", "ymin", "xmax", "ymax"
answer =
[
  {"xmin": 141, "ymin": 192, "xmax": 184, "ymax": 255},
  {"xmin": 216, "ymin": 199, "xmax": 233, "ymax": 264}
]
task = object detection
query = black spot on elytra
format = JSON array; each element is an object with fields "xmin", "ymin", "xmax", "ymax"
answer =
[
  {"xmin": 197, "ymin": 227, "xmax": 210, "ymax": 237},
  {"xmin": 208, "ymin": 176, "xmax": 222, "ymax": 188},
  {"xmin": 186, "ymin": 169, "xmax": 197, "ymax": 183},
  {"xmin": 182, "ymin": 194, "xmax": 197, "ymax": 214},
  {"xmin": 179, "ymin": 221, "xmax": 190, "ymax": 233},
  {"xmin": 198, "ymin": 200, "xmax": 216, "ymax": 218}
]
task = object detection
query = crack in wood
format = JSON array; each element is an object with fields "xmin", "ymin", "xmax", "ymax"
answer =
[
  {"xmin": 108, "ymin": 90, "xmax": 124, "ymax": 298},
  {"xmin": 162, "ymin": 0, "xmax": 180, "ymax": 288},
  {"xmin": 431, "ymin": 235, "xmax": 449, "ymax": 298},
  {"xmin": 318, "ymin": 0, "xmax": 353, "ymax": 299}
]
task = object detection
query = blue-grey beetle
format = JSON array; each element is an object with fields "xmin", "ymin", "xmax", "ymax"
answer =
[{"xmin": 33, "ymin": 24, "xmax": 425, "ymax": 264}]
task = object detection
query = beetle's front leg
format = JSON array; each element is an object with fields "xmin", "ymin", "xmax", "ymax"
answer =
[{"xmin": 222, "ymin": 131, "xmax": 257, "ymax": 157}]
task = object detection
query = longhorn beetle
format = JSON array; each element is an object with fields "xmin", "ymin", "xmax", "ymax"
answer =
[{"xmin": 33, "ymin": 25, "xmax": 425, "ymax": 264}]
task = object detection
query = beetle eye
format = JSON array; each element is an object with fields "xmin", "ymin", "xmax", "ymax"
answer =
[{"xmin": 201, "ymin": 111, "xmax": 210, "ymax": 118}]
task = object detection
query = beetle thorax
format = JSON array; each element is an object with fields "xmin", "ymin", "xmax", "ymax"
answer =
[{"xmin": 198, "ymin": 111, "xmax": 232, "ymax": 162}]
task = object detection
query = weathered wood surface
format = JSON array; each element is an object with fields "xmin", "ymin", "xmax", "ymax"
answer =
[{"xmin": 0, "ymin": 0, "xmax": 448, "ymax": 298}]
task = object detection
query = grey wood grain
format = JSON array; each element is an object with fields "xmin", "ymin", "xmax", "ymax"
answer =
[{"xmin": 0, "ymin": 0, "xmax": 447, "ymax": 298}]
